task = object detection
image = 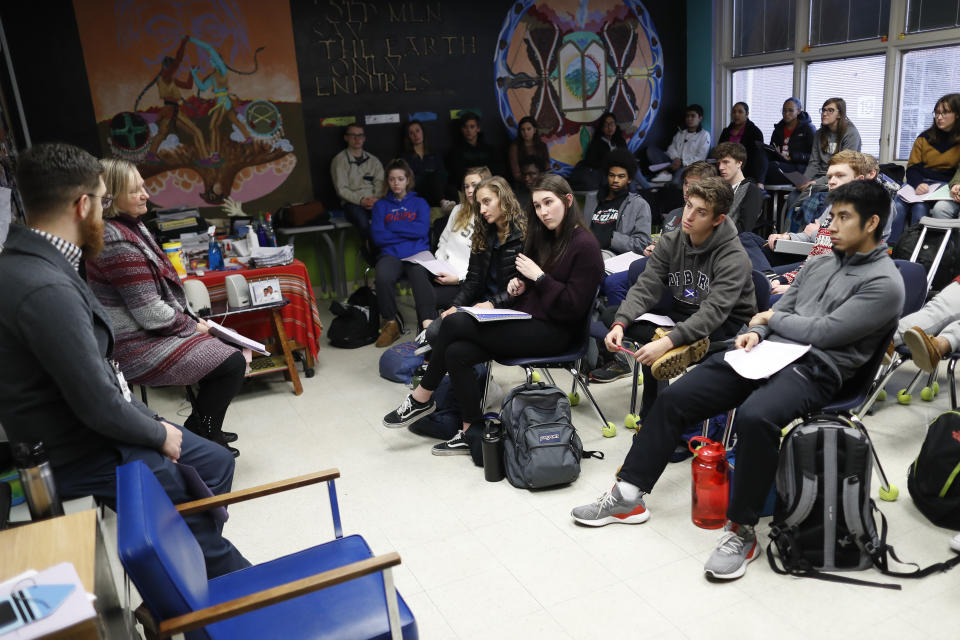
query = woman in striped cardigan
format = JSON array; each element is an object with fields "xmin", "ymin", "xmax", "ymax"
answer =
[{"xmin": 85, "ymin": 159, "xmax": 244, "ymax": 456}]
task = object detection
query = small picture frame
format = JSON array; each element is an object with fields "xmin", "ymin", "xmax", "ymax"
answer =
[{"xmin": 249, "ymin": 277, "xmax": 282, "ymax": 305}]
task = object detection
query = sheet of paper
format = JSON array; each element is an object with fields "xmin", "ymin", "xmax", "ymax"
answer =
[
  {"xmin": 1, "ymin": 563, "xmax": 96, "ymax": 640},
  {"xmin": 779, "ymin": 170, "xmax": 807, "ymax": 187},
  {"xmin": 603, "ymin": 251, "xmax": 642, "ymax": 274},
  {"xmin": 775, "ymin": 239, "xmax": 815, "ymax": 256},
  {"xmin": 402, "ymin": 251, "xmax": 455, "ymax": 276},
  {"xmin": 897, "ymin": 184, "xmax": 922, "ymax": 203},
  {"xmin": 648, "ymin": 161, "xmax": 672, "ymax": 172},
  {"xmin": 458, "ymin": 307, "xmax": 531, "ymax": 318},
  {"xmin": 207, "ymin": 320, "xmax": 270, "ymax": 355},
  {"xmin": 634, "ymin": 312, "xmax": 675, "ymax": 327},
  {"xmin": 923, "ymin": 183, "xmax": 952, "ymax": 201},
  {"xmin": 724, "ymin": 340, "xmax": 811, "ymax": 380}
]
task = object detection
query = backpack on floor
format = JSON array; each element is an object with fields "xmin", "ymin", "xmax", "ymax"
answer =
[
  {"xmin": 500, "ymin": 382, "xmax": 583, "ymax": 489},
  {"xmin": 378, "ymin": 342, "xmax": 424, "ymax": 384},
  {"xmin": 767, "ymin": 415, "xmax": 960, "ymax": 589},
  {"xmin": 908, "ymin": 411, "xmax": 960, "ymax": 529},
  {"xmin": 327, "ymin": 286, "xmax": 379, "ymax": 348},
  {"xmin": 893, "ymin": 224, "xmax": 960, "ymax": 292}
]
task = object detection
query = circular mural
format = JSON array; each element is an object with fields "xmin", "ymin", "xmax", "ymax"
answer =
[{"xmin": 495, "ymin": 0, "xmax": 664, "ymax": 174}]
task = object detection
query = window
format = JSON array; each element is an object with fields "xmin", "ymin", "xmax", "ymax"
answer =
[
  {"xmin": 733, "ymin": 0, "xmax": 796, "ymax": 57},
  {"xmin": 809, "ymin": 0, "xmax": 890, "ymax": 46},
  {"xmin": 907, "ymin": 0, "xmax": 960, "ymax": 32},
  {"xmin": 731, "ymin": 65, "xmax": 795, "ymax": 141},
  {"xmin": 806, "ymin": 55, "xmax": 886, "ymax": 156},
  {"xmin": 897, "ymin": 45, "xmax": 960, "ymax": 158}
]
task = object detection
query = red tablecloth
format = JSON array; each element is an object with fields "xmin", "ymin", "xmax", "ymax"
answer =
[{"xmin": 188, "ymin": 260, "xmax": 323, "ymax": 358}]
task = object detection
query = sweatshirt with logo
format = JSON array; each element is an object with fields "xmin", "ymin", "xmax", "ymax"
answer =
[{"xmin": 370, "ymin": 190, "xmax": 431, "ymax": 259}]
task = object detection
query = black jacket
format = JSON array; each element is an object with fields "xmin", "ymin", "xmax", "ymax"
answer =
[
  {"xmin": 719, "ymin": 119, "xmax": 766, "ymax": 183},
  {"xmin": 452, "ymin": 223, "xmax": 523, "ymax": 308},
  {"xmin": 770, "ymin": 112, "xmax": 816, "ymax": 165}
]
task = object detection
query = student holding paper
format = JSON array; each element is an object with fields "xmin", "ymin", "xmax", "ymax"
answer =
[
  {"xmin": 764, "ymin": 97, "xmax": 816, "ymax": 186},
  {"xmin": 890, "ymin": 93, "xmax": 960, "ymax": 242},
  {"xmin": 571, "ymin": 180, "xmax": 903, "ymax": 583},
  {"xmin": 86, "ymin": 158, "xmax": 244, "ymax": 457},
  {"xmin": 370, "ymin": 158, "xmax": 436, "ymax": 347},
  {"xmin": 383, "ymin": 175, "xmax": 603, "ymax": 460}
]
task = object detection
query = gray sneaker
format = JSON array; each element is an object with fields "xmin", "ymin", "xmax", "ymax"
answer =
[
  {"xmin": 570, "ymin": 484, "xmax": 650, "ymax": 526},
  {"xmin": 704, "ymin": 522, "xmax": 758, "ymax": 579}
]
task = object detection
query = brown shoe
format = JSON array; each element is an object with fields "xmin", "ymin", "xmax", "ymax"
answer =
[
  {"xmin": 651, "ymin": 334, "xmax": 710, "ymax": 380},
  {"xmin": 903, "ymin": 326, "xmax": 944, "ymax": 373},
  {"xmin": 882, "ymin": 341, "xmax": 895, "ymax": 366},
  {"xmin": 375, "ymin": 320, "xmax": 402, "ymax": 348}
]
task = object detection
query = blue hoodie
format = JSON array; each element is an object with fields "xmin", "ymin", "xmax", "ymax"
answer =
[{"xmin": 370, "ymin": 190, "xmax": 431, "ymax": 259}]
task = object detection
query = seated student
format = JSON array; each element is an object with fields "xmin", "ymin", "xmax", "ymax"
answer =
[
  {"xmin": 895, "ymin": 275, "xmax": 960, "ymax": 372},
  {"xmin": 429, "ymin": 166, "xmax": 491, "ymax": 311},
  {"xmin": 717, "ymin": 102, "xmax": 765, "ymax": 184},
  {"xmin": 571, "ymin": 180, "xmax": 903, "ymax": 582},
  {"xmin": 86, "ymin": 159, "xmax": 245, "ymax": 456},
  {"xmin": 646, "ymin": 104, "xmax": 712, "ymax": 185},
  {"xmin": 446, "ymin": 112, "xmax": 503, "ymax": 198},
  {"xmin": 713, "ymin": 142, "xmax": 763, "ymax": 233},
  {"xmin": 514, "ymin": 154, "xmax": 547, "ymax": 212},
  {"xmin": 370, "ymin": 159, "xmax": 435, "ymax": 347},
  {"xmin": 382, "ymin": 175, "xmax": 603, "ymax": 459},
  {"xmin": 589, "ymin": 176, "xmax": 755, "ymax": 415},
  {"xmin": 331, "ymin": 123, "xmax": 385, "ymax": 258},
  {"xmin": 890, "ymin": 93, "xmax": 960, "ymax": 243},
  {"xmin": 508, "ymin": 116, "xmax": 551, "ymax": 186},
  {"xmin": 401, "ymin": 120, "xmax": 447, "ymax": 206},
  {"xmin": 764, "ymin": 97, "xmax": 816, "ymax": 185},
  {"xmin": 655, "ymin": 161, "xmax": 718, "ymax": 240},
  {"xmin": 583, "ymin": 149, "xmax": 652, "ymax": 257},
  {"xmin": 0, "ymin": 143, "xmax": 249, "ymax": 578}
]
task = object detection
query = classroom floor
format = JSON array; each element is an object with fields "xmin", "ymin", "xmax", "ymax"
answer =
[{"xmin": 146, "ymin": 298, "xmax": 960, "ymax": 640}]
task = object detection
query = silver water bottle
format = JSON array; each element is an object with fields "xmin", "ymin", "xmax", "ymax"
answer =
[{"xmin": 15, "ymin": 442, "xmax": 64, "ymax": 520}]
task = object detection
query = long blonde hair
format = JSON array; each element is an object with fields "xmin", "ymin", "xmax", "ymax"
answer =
[
  {"xmin": 453, "ymin": 166, "xmax": 491, "ymax": 232},
  {"xmin": 471, "ymin": 176, "xmax": 527, "ymax": 253},
  {"xmin": 100, "ymin": 158, "xmax": 138, "ymax": 218}
]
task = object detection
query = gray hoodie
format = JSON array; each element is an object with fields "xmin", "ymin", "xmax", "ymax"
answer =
[
  {"xmin": 752, "ymin": 244, "xmax": 904, "ymax": 383},
  {"xmin": 583, "ymin": 190, "xmax": 652, "ymax": 254},
  {"xmin": 614, "ymin": 217, "xmax": 756, "ymax": 346},
  {"xmin": 803, "ymin": 121, "xmax": 863, "ymax": 182}
]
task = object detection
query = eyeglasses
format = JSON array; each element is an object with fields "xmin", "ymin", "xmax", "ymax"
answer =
[
  {"xmin": 821, "ymin": 107, "xmax": 838, "ymax": 114},
  {"xmin": 75, "ymin": 193, "xmax": 113, "ymax": 209},
  {"xmin": 934, "ymin": 110, "xmax": 953, "ymax": 118},
  {"xmin": 345, "ymin": 133, "xmax": 366, "ymax": 138}
]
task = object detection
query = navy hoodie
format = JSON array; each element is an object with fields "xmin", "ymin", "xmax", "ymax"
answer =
[{"xmin": 370, "ymin": 190, "xmax": 431, "ymax": 259}]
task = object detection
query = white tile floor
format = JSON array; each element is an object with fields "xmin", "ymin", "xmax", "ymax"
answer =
[{"xmin": 146, "ymin": 298, "xmax": 960, "ymax": 640}]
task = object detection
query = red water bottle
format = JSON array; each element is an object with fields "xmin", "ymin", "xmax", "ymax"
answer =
[{"xmin": 688, "ymin": 436, "xmax": 729, "ymax": 529}]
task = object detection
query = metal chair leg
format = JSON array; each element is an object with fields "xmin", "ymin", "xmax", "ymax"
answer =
[
  {"xmin": 949, "ymin": 355, "xmax": 958, "ymax": 410},
  {"xmin": 847, "ymin": 412, "xmax": 894, "ymax": 498}
]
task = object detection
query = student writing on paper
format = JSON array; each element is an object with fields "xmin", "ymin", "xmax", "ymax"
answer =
[
  {"xmin": 589, "ymin": 177, "xmax": 755, "ymax": 430},
  {"xmin": 86, "ymin": 158, "xmax": 244, "ymax": 456},
  {"xmin": 383, "ymin": 175, "xmax": 602, "ymax": 463},
  {"xmin": 890, "ymin": 93, "xmax": 960, "ymax": 243},
  {"xmin": 570, "ymin": 180, "xmax": 903, "ymax": 583},
  {"xmin": 370, "ymin": 159, "xmax": 436, "ymax": 347},
  {"xmin": 0, "ymin": 144, "xmax": 250, "ymax": 578}
]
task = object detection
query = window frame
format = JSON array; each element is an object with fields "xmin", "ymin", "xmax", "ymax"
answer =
[{"xmin": 716, "ymin": 0, "xmax": 960, "ymax": 162}]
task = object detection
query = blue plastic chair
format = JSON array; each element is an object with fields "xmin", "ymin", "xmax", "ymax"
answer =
[{"xmin": 116, "ymin": 461, "xmax": 417, "ymax": 640}]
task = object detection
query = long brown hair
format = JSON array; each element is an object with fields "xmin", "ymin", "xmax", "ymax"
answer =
[
  {"xmin": 453, "ymin": 166, "xmax": 491, "ymax": 232},
  {"xmin": 523, "ymin": 174, "xmax": 585, "ymax": 271},
  {"xmin": 819, "ymin": 97, "xmax": 849, "ymax": 154},
  {"xmin": 471, "ymin": 176, "xmax": 526, "ymax": 253},
  {"xmin": 921, "ymin": 93, "xmax": 960, "ymax": 147}
]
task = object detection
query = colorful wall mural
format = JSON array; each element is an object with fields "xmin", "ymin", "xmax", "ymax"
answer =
[{"xmin": 72, "ymin": 0, "xmax": 312, "ymax": 210}]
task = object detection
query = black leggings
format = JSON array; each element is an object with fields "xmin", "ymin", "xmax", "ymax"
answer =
[
  {"xmin": 192, "ymin": 350, "xmax": 246, "ymax": 432},
  {"xmin": 375, "ymin": 255, "xmax": 438, "ymax": 327},
  {"xmin": 419, "ymin": 312, "xmax": 573, "ymax": 425}
]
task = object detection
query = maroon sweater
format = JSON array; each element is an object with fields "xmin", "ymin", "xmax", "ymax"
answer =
[{"xmin": 512, "ymin": 227, "xmax": 604, "ymax": 326}]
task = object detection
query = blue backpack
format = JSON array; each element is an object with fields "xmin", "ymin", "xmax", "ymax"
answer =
[{"xmin": 378, "ymin": 342, "xmax": 424, "ymax": 384}]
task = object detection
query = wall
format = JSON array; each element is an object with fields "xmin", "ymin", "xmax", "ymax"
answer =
[{"xmin": 685, "ymin": 0, "xmax": 716, "ymax": 134}]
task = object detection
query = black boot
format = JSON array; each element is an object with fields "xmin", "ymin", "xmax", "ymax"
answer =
[{"xmin": 199, "ymin": 415, "xmax": 240, "ymax": 458}]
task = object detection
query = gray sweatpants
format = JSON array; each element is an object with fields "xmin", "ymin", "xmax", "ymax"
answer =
[{"xmin": 895, "ymin": 280, "xmax": 960, "ymax": 351}]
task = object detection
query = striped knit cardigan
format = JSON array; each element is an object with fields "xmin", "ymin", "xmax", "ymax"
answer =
[{"xmin": 85, "ymin": 215, "xmax": 237, "ymax": 386}]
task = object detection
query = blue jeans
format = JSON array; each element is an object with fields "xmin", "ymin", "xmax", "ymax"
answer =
[{"xmin": 891, "ymin": 198, "xmax": 931, "ymax": 245}]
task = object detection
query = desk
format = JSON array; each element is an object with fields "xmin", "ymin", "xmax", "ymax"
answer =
[{"xmin": 277, "ymin": 219, "xmax": 353, "ymax": 299}]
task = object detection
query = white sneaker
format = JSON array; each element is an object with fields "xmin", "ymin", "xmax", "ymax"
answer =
[
  {"xmin": 951, "ymin": 532, "xmax": 960, "ymax": 553},
  {"xmin": 650, "ymin": 170, "xmax": 672, "ymax": 183}
]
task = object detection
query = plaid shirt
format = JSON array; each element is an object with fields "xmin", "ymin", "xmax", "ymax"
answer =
[{"xmin": 31, "ymin": 228, "xmax": 82, "ymax": 271}]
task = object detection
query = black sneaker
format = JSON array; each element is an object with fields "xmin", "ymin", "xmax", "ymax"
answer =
[
  {"xmin": 431, "ymin": 430, "xmax": 471, "ymax": 455},
  {"xmin": 589, "ymin": 358, "xmax": 633, "ymax": 383},
  {"xmin": 383, "ymin": 395, "xmax": 436, "ymax": 429}
]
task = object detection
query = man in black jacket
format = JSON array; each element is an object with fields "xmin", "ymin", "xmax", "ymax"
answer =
[{"xmin": 0, "ymin": 143, "xmax": 248, "ymax": 577}]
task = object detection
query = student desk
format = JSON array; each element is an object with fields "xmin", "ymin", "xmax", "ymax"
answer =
[{"xmin": 276, "ymin": 219, "xmax": 353, "ymax": 299}]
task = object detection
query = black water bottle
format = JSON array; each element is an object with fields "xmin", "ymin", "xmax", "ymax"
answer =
[
  {"xmin": 14, "ymin": 441, "xmax": 64, "ymax": 520},
  {"xmin": 482, "ymin": 418, "xmax": 505, "ymax": 482}
]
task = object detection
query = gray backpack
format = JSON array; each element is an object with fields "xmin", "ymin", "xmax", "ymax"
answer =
[{"xmin": 500, "ymin": 382, "xmax": 583, "ymax": 489}]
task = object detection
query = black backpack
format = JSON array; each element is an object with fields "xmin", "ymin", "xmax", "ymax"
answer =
[
  {"xmin": 327, "ymin": 286, "xmax": 379, "ymax": 348},
  {"xmin": 908, "ymin": 411, "xmax": 960, "ymax": 529},
  {"xmin": 767, "ymin": 416, "xmax": 960, "ymax": 589},
  {"xmin": 893, "ymin": 224, "xmax": 960, "ymax": 292}
]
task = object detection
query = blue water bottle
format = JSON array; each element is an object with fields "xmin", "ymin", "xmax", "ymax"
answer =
[{"xmin": 207, "ymin": 226, "xmax": 224, "ymax": 270}]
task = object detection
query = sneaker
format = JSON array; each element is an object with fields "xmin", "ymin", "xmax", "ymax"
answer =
[
  {"xmin": 383, "ymin": 394, "xmax": 436, "ymax": 428},
  {"xmin": 904, "ymin": 326, "xmax": 945, "ymax": 373},
  {"xmin": 952, "ymin": 532, "xmax": 960, "ymax": 553},
  {"xmin": 650, "ymin": 170, "xmax": 673, "ymax": 183},
  {"xmin": 414, "ymin": 343, "xmax": 432, "ymax": 356},
  {"xmin": 589, "ymin": 358, "xmax": 633, "ymax": 383},
  {"xmin": 651, "ymin": 334, "xmax": 710, "ymax": 380},
  {"xmin": 704, "ymin": 522, "xmax": 758, "ymax": 580},
  {"xmin": 431, "ymin": 430, "xmax": 471, "ymax": 455},
  {"xmin": 375, "ymin": 320, "xmax": 402, "ymax": 348},
  {"xmin": 570, "ymin": 484, "xmax": 650, "ymax": 526}
]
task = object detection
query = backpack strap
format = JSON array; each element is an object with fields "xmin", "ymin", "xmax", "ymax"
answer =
[
  {"xmin": 765, "ymin": 532, "xmax": 903, "ymax": 590},
  {"xmin": 867, "ymin": 507, "xmax": 960, "ymax": 579},
  {"xmin": 581, "ymin": 450, "xmax": 604, "ymax": 460}
]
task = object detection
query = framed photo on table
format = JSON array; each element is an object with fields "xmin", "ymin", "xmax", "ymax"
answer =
[{"xmin": 249, "ymin": 277, "xmax": 283, "ymax": 305}]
